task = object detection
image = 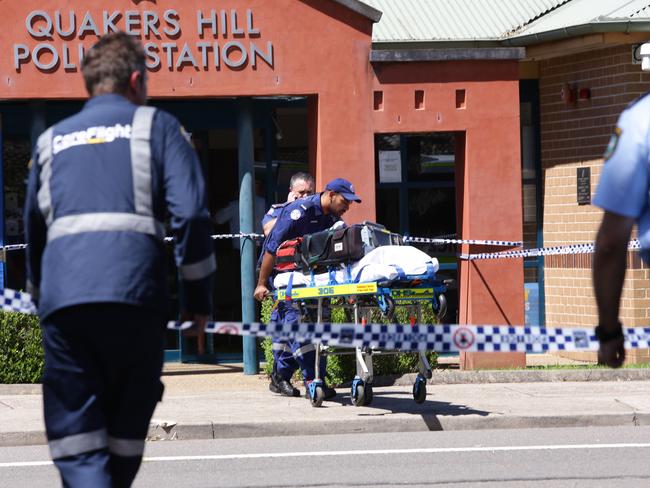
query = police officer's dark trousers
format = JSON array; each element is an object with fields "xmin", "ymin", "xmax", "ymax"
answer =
[{"xmin": 41, "ymin": 303, "xmax": 165, "ymax": 488}]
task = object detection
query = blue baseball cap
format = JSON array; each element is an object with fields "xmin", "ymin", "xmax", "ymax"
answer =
[{"xmin": 325, "ymin": 178, "xmax": 362, "ymax": 203}]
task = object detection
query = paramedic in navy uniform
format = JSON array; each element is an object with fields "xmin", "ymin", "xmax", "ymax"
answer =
[
  {"xmin": 254, "ymin": 178, "xmax": 361, "ymax": 398},
  {"xmin": 592, "ymin": 95, "xmax": 650, "ymax": 368},
  {"xmin": 261, "ymin": 172, "xmax": 314, "ymax": 395},
  {"xmin": 24, "ymin": 32, "xmax": 215, "ymax": 487}
]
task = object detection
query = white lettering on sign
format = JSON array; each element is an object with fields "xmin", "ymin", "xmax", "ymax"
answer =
[{"xmin": 14, "ymin": 9, "xmax": 274, "ymax": 73}]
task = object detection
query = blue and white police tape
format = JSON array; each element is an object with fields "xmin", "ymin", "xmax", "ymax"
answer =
[
  {"xmin": 167, "ymin": 321, "xmax": 647, "ymax": 354},
  {"xmin": 0, "ymin": 244, "xmax": 28, "ymax": 252},
  {"xmin": 0, "ymin": 233, "xmax": 265, "ymax": 252},
  {"xmin": 405, "ymin": 236, "xmax": 522, "ymax": 247},
  {"xmin": 460, "ymin": 239, "xmax": 642, "ymax": 261},
  {"xmin": 163, "ymin": 232, "xmax": 265, "ymax": 243},
  {"xmin": 0, "ymin": 288, "xmax": 37, "ymax": 314},
  {"xmin": 0, "ymin": 233, "xmax": 266, "ymax": 254},
  {"xmin": 3, "ymin": 287, "xmax": 642, "ymax": 353},
  {"xmin": 0, "ymin": 234, "xmax": 524, "ymax": 252}
]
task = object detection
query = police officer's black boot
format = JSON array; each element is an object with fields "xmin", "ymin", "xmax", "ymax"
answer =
[{"xmin": 276, "ymin": 376, "xmax": 300, "ymax": 397}]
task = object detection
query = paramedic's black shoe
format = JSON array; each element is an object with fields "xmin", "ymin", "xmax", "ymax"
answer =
[{"xmin": 277, "ymin": 379, "xmax": 300, "ymax": 397}]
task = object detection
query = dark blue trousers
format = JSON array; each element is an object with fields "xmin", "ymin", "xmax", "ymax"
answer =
[
  {"xmin": 271, "ymin": 301, "xmax": 327, "ymax": 384},
  {"xmin": 41, "ymin": 303, "xmax": 165, "ymax": 488}
]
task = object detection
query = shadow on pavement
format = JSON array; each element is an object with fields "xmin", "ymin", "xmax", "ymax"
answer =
[
  {"xmin": 162, "ymin": 363, "xmax": 244, "ymax": 376},
  {"xmin": 318, "ymin": 388, "xmax": 490, "ymax": 431}
]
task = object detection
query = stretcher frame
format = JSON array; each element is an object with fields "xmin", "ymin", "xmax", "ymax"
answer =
[{"xmin": 275, "ymin": 280, "xmax": 448, "ymax": 408}]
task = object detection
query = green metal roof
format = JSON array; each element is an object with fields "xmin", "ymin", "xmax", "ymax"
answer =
[
  {"xmin": 507, "ymin": 0, "xmax": 650, "ymax": 44},
  {"xmin": 363, "ymin": 0, "xmax": 570, "ymax": 42},
  {"xmin": 362, "ymin": 0, "xmax": 650, "ymax": 46}
]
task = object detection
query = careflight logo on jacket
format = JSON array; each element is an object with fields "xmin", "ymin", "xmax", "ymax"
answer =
[{"xmin": 52, "ymin": 124, "xmax": 132, "ymax": 154}]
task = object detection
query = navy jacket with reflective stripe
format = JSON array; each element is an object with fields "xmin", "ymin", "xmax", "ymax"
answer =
[{"xmin": 25, "ymin": 94, "xmax": 214, "ymax": 319}]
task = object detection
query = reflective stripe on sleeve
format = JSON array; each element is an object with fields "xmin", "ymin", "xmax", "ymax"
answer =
[
  {"xmin": 180, "ymin": 254, "xmax": 216, "ymax": 281},
  {"xmin": 130, "ymin": 106, "xmax": 156, "ymax": 217},
  {"xmin": 47, "ymin": 212, "xmax": 165, "ymax": 242},
  {"xmin": 36, "ymin": 127, "xmax": 54, "ymax": 226},
  {"xmin": 48, "ymin": 428, "xmax": 108, "ymax": 459},
  {"xmin": 108, "ymin": 436, "xmax": 145, "ymax": 457}
]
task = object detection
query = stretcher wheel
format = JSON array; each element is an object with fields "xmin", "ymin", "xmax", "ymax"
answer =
[
  {"xmin": 363, "ymin": 384, "xmax": 374, "ymax": 406},
  {"xmin": 413, "ymin": 375, "xmax": 427, "ymax": 404},
  {"xmin": 352, "ymin": 384, "xmax": 365, "ymax": 407},
  {"xmin": 310, "ymin": 386, "xmax": 324, "ymax": 408},
  {"xmin": 385, "ymin": 296, "xmax": 396, "ymax": 321},
  {"xmin": 351, "ymin": 379, "xmax": 366, "ymax": 407},
  {"xmin": 436, "ymin": 294, "xmax": 447, "ymax": 322}
]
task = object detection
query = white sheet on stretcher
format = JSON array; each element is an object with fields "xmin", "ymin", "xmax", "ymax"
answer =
[{"xmin": 273, "ymin": 245, "xmax": 439, "ymax": 289}]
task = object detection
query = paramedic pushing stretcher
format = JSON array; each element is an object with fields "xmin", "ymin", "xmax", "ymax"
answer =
[
  {"xmin": 254, "ymin": 178, "xmax": 361, "ymax": 398},
  {"xmin": 25, "ymin": 32, "xmax": 214, "ymax": 487}
]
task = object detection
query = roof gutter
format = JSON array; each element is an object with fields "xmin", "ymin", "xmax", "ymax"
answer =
[
  {"xmin": 502, "ymin": 19, "xmax": 650, "ymax": 46},
  {"xmin": 370, "ymin": 47, "xmax": 525, "ymax": 62},
  {"xmin": 330, "ymin": 0, "xmax": 383, "ymax": 23}
]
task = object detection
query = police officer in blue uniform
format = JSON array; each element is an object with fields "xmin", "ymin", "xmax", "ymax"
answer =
[
  {"xmin": 254, "ymin": 178, "xmax": 361, "ymax": 398},
  {"xmin": 261, "ymin": 172, "xmax": 315, "ymax": 237},
  {"xmin": 24, "ymin": 32, "xmax": 214, "ymax": 487},
  {"xmin": 593, "ymin": 94, "xmax": 650, "ymax": 368}
]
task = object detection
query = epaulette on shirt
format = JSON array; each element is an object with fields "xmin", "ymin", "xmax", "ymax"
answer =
[{"xmin": 271, "ymin": 202, "xmax": 288, "ymax": 209}]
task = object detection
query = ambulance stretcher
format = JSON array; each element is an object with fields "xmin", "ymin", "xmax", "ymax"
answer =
[{"xmin": 273, "ymin": 246, "xmax": 449, "ymax": 408}]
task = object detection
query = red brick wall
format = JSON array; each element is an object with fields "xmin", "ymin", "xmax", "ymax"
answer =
[
  {"xmin": 540, "ymin": 45, "xmax": 650, "ymax": 169},
  {"xmin": 539, "ymin": 44, "xmax": 650, "ymax": 351}
]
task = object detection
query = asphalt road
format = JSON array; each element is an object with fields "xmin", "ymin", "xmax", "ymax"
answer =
[{"xmin": 2, "ymin": 426, "xmax": 650, "ymax": 487}]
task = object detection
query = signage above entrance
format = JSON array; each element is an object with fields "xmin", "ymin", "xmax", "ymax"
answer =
[
  {"xmin": 0, "ymin": 0, "xmax": 376, "ymax": 99},
  {"xmin": 14, "ymin": 9, "xmax": 274, "ymax": 73}
]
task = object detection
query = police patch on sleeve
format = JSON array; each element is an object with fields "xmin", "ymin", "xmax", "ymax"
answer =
[
  {"xmin": 604, "ymin": 127, "xmax": 622, "ymax": 161},
  {"xmin": 290, "ymin": 209, "xmax": 302, "ymax": 220}
]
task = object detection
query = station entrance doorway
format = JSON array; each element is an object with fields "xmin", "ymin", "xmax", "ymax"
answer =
[
  {"xmin": 375, "ymin": 132, "xmax": 463, "ymax": 324},
  {"xmin": 0, "ymin": 96, "xmax": 309, "ymax": 363}
]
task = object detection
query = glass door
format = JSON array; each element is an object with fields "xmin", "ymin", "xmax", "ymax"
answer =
[{"xmin": 375, "ymin": 132, "xmax": 459, "ymax": 323}]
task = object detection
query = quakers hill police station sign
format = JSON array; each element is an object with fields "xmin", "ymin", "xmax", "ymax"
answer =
[{"xmin": 13, "ymin": 9, "xmax": 274, "ymax": 72}]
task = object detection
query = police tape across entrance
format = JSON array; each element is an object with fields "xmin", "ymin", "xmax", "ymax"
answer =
[
  {"xmin": 2, "ymin": 287, "xmax": 648, "ymax": 354},
  {"xmin": 168, "ymin": 321, "xmax": 649, "ymax": 354}
]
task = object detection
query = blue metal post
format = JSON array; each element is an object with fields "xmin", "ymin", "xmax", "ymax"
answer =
[
  {"xmin": 264, "ymin": 113, "xmax": 276, "ymax": 205},
  {"xmin": 0, "ymin": 115, "xmax": 4, "ymax": 289},
  {"xmin": 238, "ymin": 98, "xmax": 259, "ymax": 374}
]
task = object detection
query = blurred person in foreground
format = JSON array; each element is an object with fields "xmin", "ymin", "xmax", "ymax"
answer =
[
  {"xmin": 590, "ymin": 96, "xmax": 650, "ymax": 368},
  {"xmin": 25, "ymin": 32, "xmax": 214, "ymax": 487}
]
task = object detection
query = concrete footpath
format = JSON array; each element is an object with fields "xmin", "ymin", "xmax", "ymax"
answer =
[{"xmin": 2, "ymin": 364, "xmax": 650, "ymax": 447}]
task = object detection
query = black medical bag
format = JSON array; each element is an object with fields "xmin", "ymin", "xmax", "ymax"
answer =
[{"xmin": 300, "ymin": 221, "xmax": 402, "ymax": 272}]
